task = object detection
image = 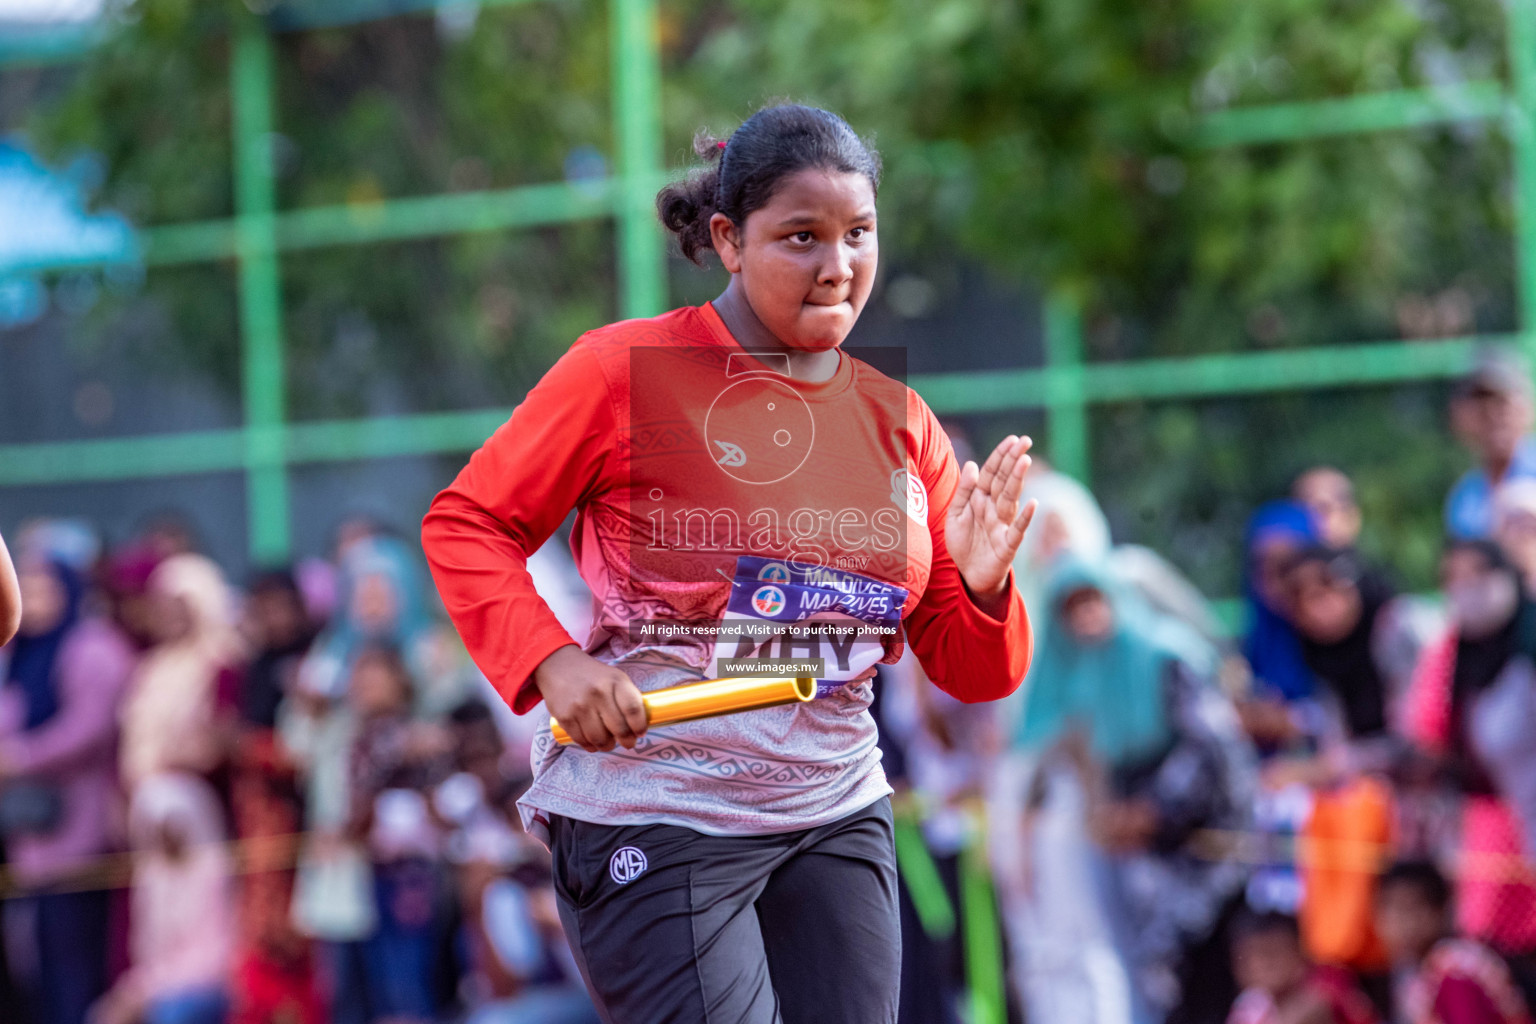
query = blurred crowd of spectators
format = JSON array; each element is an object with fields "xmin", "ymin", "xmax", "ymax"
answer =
[
  {"xmin": 897, "ymin": 346, "xmax": 1536, "ymax": 1024},
  {"xmin": 0, "ymin": 513, "xmax": 597, "ymax": 1024},
  {"xmin": 7, "ymin": 348, "xmax": 1536, "ymax": 1024}
]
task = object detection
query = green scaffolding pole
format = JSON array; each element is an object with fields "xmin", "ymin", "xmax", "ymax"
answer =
[
  {"xmin": 232, "ymin": 19, "xmax": 291, "ymax": 562},
  {"xmin": 610, "ymin": 0, "xmax": 666, "ymax": 319},
  {"xmin": 0, "ymin": 333, "xmax": 1491, "ymax": 486},
  {"xmin": 1509, "ymin": 0, "xmax": 1536, "ymax": 366},
  {"xmin": 1043, "ymin": 291, "xmax": 1088, "ymax": 483},
  {"xmin": 0, "ymin": 0, "xmax": 1527, "ymax": 564}
]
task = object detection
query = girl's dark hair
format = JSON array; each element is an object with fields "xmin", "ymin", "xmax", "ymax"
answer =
[
  {"xmin": 657, "ymin": 104, "xmax": 882, "ymax": 266},
  {"xmin": 1378, "ymin": 860, "xmax": 1452, "ymax": 911}
]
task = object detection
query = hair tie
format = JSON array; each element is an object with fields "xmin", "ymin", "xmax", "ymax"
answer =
[{"xmin": 717, "ymin": 140, "xmax": 727, "ymax": 150}]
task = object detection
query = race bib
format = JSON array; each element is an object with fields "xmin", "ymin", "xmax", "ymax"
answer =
[{"xmin": 715, "ymin": 557, "xmax": 908, "ymax": 697}]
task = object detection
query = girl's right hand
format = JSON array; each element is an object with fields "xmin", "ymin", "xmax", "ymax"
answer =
[{"xmin": 533, "ymin": 644, "xmax": 649, "ymax": 753}]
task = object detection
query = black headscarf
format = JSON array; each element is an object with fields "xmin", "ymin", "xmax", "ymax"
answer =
[
  {"xmin": 1296, "ymin": 547, "xmax": 1396, "ymax": 738},
  {"xmin": 240, "ymin": 570, "xmax": 315, "ymax": 730},
  {"xmin": 3, "ymin": 560, "xmax": 84, "ymax": 730}
]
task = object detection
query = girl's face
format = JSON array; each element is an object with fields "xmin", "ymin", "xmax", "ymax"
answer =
[{"xmin": 712, "ymin": 169, "xmax": 878, "ymax": 352}]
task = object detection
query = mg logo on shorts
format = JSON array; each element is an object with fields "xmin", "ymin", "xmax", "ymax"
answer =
[{"xmin": 609, "ymin": 846, "xmax": 648, "ymax": 885}]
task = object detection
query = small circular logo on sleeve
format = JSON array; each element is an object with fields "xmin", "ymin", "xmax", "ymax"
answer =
[
  {"xmin": 891, "ymin": 468, "xmax": 928, "ymax": 519},
  {"xmin": 609, "ymin": 846, "xmax": 648, "ymax": 885},
  {"xmin": 751, "ymin": 585, "xmax": 787, "ymax": 617}
]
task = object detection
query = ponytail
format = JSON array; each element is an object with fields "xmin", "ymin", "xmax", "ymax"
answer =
[
  {"xmin": 655, "ymin": 105, "xmax": 881, "ymax": 267},
  {"xmin": 655, "ymin": 132, "xmax": 729, "ymax": 266}
]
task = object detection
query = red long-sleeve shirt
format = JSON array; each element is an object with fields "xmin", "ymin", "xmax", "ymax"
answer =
[{"xmin": 422, "ymin": 302, "xmax": 1031, "ymax": 835}]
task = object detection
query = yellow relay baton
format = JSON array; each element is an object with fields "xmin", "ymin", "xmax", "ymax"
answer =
[{"xmin": 550, "ymin": 675, "xmax": 817, "ymax": 746}]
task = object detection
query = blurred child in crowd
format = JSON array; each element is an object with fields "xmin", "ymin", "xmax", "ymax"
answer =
[
  {"xmin": 0, "ymin": 529, "xmax": 19, "ymax": 645},
  {"xmin": 346, "ymin": 643, "xmax": 452, "ymax": 1023},
  {"xmin": 1227, "ymin": 911, "xmax": 1380, "ymax": 1024},
  {"xmin": 93, "ymin": 772, "xmax": 235, "ymax": 1024},
  {"xmin": 1375, "ymin": 862, "xmax": 1533, "ymax": 1024}
]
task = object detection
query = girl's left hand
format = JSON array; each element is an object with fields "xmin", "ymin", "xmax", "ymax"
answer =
[{"xmin": 945, "ymin": 434, "xmax": 1037, "ymax": 615}]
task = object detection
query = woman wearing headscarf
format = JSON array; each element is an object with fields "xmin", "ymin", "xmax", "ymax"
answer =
[
  {"xmin": 119, "ymin": 553, "xmax": 240, "ymax": 791},
  {"xmin": 1287, "ymin": 546, "xmax": 1437, "ymax": 761},
  {"xmin": 0, "ymin": 556, "xmax": 136, "ymax": 1024},
  {"xmin": 988, "ymin": 466, "xmax": 1116, "ymax": 1019},
  {"xmin": 92, "ymin": 772, "xmax": 236, "ymax": 1024},
  {"xmin": 1243, "ymin": 501, "xmax": 1319, "ymax": 708},
  {"xmin": 1403, "ymin": 540, "xmax": 1536, "ymax": 957},
  {"xmin": 1282, "ymin": 546, "xmax": 1439, "ymax": 978},
  {"xmin": 1015, "ymin": 557, "xmax": 1256, "ymax": 1024},
  {"xmin": 296, "ymin": 535, "xmax": 433, "ymax": 705}
]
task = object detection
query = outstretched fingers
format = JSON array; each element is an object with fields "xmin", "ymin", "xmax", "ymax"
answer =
[
  {"xmin": 997, "ymin": 441, "xmax": 1033, "ymax": 517},
  {"xmin": 950, "ymin": 458, "xmax": 980, "ymax": 522},
  {"xmin": 974, "ymin": 435, "xmax": 1015, "ymax": 503},
  {"xmin": 1005, "ymin": 498, "xmax": 1040, "ymax": 552}
]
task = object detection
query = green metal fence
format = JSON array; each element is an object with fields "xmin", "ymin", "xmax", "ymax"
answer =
[{"xmin": 3, "ymin": 0, "xmax": 1536, "ymax": 561}]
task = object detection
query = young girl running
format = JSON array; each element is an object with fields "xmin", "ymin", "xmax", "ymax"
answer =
[{"xmin": 423, "ymin": 103, "xmax": 1036, "ymax": 1023}]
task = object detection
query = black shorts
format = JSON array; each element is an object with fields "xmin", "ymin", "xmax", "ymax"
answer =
[{"xmin": 549, "ymin": 796, "xmax": 900, "ymax": 1024}]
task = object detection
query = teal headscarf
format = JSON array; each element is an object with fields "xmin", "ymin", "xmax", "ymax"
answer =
[
  {"xmin": 300, "ymin": 535, "xmax": 432, "ymax": 699},
  {"xmin": 1015, "ymin": 556, "xmax": 1218, "ymax": 765}
]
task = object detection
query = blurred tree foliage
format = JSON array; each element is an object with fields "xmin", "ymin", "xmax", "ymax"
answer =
[{"xmin": 18, "ymin": 0, "xmax": 1519, "ymax": 591}]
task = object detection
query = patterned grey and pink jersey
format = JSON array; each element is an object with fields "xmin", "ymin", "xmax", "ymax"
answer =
[{"xmin": 422, "ymin": 302, "xmax": 1033, "ymax": 842}]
